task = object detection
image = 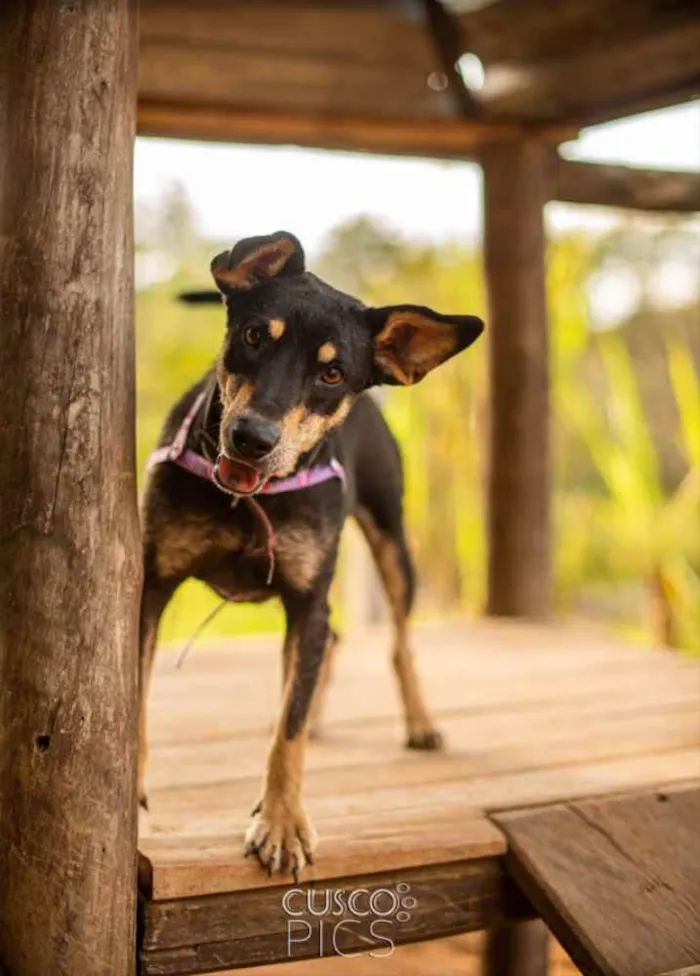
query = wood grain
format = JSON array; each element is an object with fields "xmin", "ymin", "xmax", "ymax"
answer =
[
  {"xmin": 139, "ymin": 858, "xmax": 532, "ymax": 974},
  {"xmin": 138, "ymin": 623, "xmax": 699, "ymax": 900},
  {"xmin": 494, "ymin": 785, "xmax": 700, "ymax": 976},
  {"xmin": 483, "ymin": 141, "xmax": 551, "ymax": 617},
  {"xmin": 0, "ymin": 2, "xmax": 141, "ymax": 974}
]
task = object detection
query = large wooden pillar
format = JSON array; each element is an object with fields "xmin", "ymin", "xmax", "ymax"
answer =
[
  {"xmin": 481, "ymin": 142, "xmax": 552, "ymax": 972},
  {"xmin": 482, "ymin": 140, "xmax": 551, "ymax": 619},
  {"xmin": 0, "ymin": 3, "xmax": 140, "ymax": 974}
]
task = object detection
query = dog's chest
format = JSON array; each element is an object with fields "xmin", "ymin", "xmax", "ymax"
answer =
[{"xmin": 155, "ymin": 504, "xmax": 329, "ymax": 600}]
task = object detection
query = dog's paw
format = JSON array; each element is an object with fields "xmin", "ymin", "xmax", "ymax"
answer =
[
  {"xmin": 406, "ymin": 728, "xmax": 444, "ymax": 751},
  {"xmin": 244, "ymin": 799, "xmax": 318, "ymax": 882}
]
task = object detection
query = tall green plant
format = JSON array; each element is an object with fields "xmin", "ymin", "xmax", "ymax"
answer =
[{"xmin": 564, "ymin": 332, "xmax": 700, "ymax": 650}]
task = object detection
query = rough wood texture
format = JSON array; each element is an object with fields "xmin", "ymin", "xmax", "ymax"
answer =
[
  {"xmin": 0, "ymin": 2, "xmax": 141, "ymax": 974},
  {"xmin": 483, "ymin": 142, "xmax": 551, "ymax": 617},
  {"xmin": 494, "ymin": 785, "xmax": 700, "ymax": 976},
  {"xmin": 554, "ymin": 158, "xmax": 700, "ymax": 214},
  {"xmin": 140, "ymin": 859, "xmax": 532, "ymax": 974}
]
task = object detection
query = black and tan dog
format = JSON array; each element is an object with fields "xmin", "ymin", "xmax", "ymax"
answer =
[{"xmin": 139, "ymin": 231, "xmax": 483, "ymax": 879}]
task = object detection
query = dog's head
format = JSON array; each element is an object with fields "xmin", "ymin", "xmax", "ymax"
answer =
[{"xmin": 207, "ymin": 231, "xmax": 483, "ymax": 495}]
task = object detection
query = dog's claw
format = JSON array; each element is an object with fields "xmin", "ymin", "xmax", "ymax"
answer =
[
  {"xmin": 139, "ymin": 794, "xmax": 149, "ymax": 812},
  {"xmin": 244, "ymin": 801, "xmax": 318, "ymax": 881}
]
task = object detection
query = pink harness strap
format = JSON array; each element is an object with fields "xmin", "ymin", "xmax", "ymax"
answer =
[{"xmin": 146, "ymin": 390, "xmax": 346, "ymax": 495}]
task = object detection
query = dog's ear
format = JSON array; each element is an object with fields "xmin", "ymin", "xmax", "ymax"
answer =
[
  {"xmin": 211, "ymin": 232, "xmax": 305, "ymax": 294},
  {"xmin": 366, "ymin": 305, "xmax": 484, "ymax": 386}
]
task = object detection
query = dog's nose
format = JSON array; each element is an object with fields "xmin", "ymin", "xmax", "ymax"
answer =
[{"xmin": 230, "ymin": 415, "xmax": 281, "ymax": 461}]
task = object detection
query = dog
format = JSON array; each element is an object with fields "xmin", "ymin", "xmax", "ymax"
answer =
[{"xmin": 139, "ymin": 231, "xmax": 484, "ymax": 880}]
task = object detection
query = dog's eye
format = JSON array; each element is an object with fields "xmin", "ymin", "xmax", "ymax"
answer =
[
  {"xmin": 243, "ymin": 325, "xmax": 266, "ymax": 348},
  {"xmin": 319, "ymin": 364, "xmax": 345, "ymax": 386}
]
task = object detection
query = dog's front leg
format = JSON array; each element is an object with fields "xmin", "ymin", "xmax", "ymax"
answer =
[{"xmin": 245, "ymin": 588, "xmax": 330, "ymax": 880}]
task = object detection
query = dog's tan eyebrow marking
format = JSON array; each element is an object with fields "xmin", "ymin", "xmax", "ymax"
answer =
[
  {"xmin": 317, "ymin": 342, "xmax": 337, "ymax": 364},
  {"xmin": 268, "ymin": 318, "xmax": 286, "ymax": 340}
]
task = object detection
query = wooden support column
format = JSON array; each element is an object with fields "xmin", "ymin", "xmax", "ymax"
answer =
[
  {"xmin": 0, "ymin": 3, "xmax": 140, "ymax": 975},
  {"xmin": 482, "ymin": 141, "xmax": 551, "ymax": 619},
  {"xmin": 481, "ymin": 141, "xmax": 552, "ymax": 973}
]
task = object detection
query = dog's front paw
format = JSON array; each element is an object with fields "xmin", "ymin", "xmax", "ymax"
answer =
[{"xmin": 244, "ymin": 798, "xmax": 318, "ymax": 881}]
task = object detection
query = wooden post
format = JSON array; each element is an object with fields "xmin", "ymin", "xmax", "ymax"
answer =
[
  {"xmin": 0, "ymin": 3, "xmax": 140, "ymax": 975},
  {"xmin": 483, "ymin": 921, "xmax": 550, "ymax": 976},
  {"xmin": 481, "ymin": 142, "xmax": 552, "ymax": 971},
  {"xmin": 482, "ymin": 140, "xmax": 551, "ymax": 618}
]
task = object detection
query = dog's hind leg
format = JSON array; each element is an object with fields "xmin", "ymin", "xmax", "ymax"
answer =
[
  {"xmin": 138, "ymin": 571, "xmax": 179, "ymax": 810},
  {"xmin": 354, "ymin": 503, "xmax": 443, "ymax": 751}
]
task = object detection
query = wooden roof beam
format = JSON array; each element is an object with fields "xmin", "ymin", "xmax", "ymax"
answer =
[
  {"xmin": 137, "ymin": 99, "xmax": 574, "ymax": 155},
  {"xmin": 552, "ymin": 157, "xmax": 700, "ymax": 214}
]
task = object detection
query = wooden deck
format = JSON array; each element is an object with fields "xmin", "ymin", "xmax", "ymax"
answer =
[{"xmin": 138, "ymin": 620, "xmax": 700, "ymax": 975}]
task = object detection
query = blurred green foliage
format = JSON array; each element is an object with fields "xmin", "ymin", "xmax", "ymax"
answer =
[{"xmin": 136, "ymin": 192, "xmax": 699, "ymax": 651}]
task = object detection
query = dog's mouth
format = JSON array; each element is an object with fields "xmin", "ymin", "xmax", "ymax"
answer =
[{"xmin": 214, "ymin": 454, "xmax": 268, "ymax": 496}]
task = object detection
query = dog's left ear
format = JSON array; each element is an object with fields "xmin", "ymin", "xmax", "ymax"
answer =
[
  {"xmin": 211, "ymin": 231, "xmax": 305, "ymax": 294},
  {"xmin": 366, "ymin": 305, "xmax": 484, "ymax": 385}
]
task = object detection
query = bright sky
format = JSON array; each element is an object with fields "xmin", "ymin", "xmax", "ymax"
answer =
[{"xmin": 134, "ymin": 101, "xmax": 700, "ymax": 257}]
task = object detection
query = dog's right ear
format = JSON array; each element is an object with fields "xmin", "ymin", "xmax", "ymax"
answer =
[{"xmin": 211, "ymin": 231, "xmax": 305, "ymax": 295}]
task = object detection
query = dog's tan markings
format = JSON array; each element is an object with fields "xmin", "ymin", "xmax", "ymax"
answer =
[
  {"xmin": 354, "ymin": 505, "xmax": 442, "ymax": 748},
  {"xmin": 154, "ymin": 514, "xmax": 243, "ymax": 579},
  {"xmin": 244, "ymin": 735, "xmax": 317, "ymax": 876},
  {"xmin": 216, "ymin": 365, "xmax": 254, "ymax": 447},
  {"xmin": 328, "ymin": 395, "xmax": 351, "ymax": 430},
  {"xmin": 276, "ymin": 523, "xmax": 329, "ymax": 592},
  {"xmin": 374, "ymin": 310, "xmax": 457, "ymax": 385},
  {"xmin": 268, "ymin": 318, "xmax": 286, "ymax": 341},
  {"xmin": 317, "ymin": 342, "xmax": 337, "ymax": 364},
  {"xmin": 245, "ymin": 661, "xmax": 318, "ymax": 875},
  {"xmin": 274, "ymin": 397, "xmax": 353, "ymax": 476}
]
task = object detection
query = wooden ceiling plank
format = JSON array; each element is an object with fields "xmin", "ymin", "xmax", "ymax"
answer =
[{"xmin": 474, "ymin": 21, "xmax": 700, "ymax": 123}]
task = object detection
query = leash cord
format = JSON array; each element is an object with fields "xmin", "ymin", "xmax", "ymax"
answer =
[{"xmin": 175, "ymin": 599, "xmax": 228, "ymax": 670}]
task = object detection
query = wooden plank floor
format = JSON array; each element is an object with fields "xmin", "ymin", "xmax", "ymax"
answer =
[{"xmin": 138, "ymin": 620, "xmax": 700, "ymax": 973}]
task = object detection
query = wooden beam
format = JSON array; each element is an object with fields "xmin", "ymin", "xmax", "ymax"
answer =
[
  {"xmin": 482, "ymin": 140, "xmax": 552, "ymax": 619},
  {"xmin": 137, "ymin": 99, "xmax": 576, "ymax": 156},
  {"xmin": 553, "ymin": 157, "xmax": 700, "ymax": 214},
  {"xmin": 0, "ymin": 3, "xmax": 141, "ymax": 975},
  {"xmin": 423, "ymin": 0, "xmax": 479, "ymax": 117},
  {"xmin": 139, "ymin": 858, "xmax": 533, "ymax": 974}
]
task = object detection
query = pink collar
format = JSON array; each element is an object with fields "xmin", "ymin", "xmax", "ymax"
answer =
[{"xmin": 147, "ymin": 390, "xmax": 346, "ymax": 496}]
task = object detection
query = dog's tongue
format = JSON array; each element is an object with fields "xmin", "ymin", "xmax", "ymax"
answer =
[{"xmin": 216, "ymin": 455, "xmax": 264, "ymax": 494}]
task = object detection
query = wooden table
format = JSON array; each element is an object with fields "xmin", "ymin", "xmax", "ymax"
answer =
[{"xmin": 138, "ymin": 620, "xmax": 700, "ymax": 975}]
